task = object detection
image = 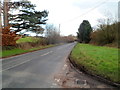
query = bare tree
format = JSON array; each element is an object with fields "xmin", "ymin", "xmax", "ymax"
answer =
[{"xmin": 45, "ymin": 24, "xmax": 60, "ymax": 44}]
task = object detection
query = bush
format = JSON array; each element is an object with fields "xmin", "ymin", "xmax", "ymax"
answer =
[
  {"xmin": 16, "ymin": 38, "xmax": 48, "ymax": 50},
  {"xmin": 2, "ymin": 33, "xmax": 16, "ymax": 46},
  {"xmin": 16, "ymin": 42, "xmax": 33, "ymax": 50},
  {"xmin": 90, "ymin": 22, "xmax": 119, "ymax": 47},
  {"xmin": 2, "ymin": 46, "xmax": 16, "ymax": 51},
  {"xmin": 0, "ymin": 26, "xmax": 18, "ymax": 46},
  {"xmin": 39, "ymin": 38, "xmax": 48, "ymax": 45}
]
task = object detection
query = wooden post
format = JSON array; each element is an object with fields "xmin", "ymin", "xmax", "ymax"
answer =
[
  {"xmin": 3, "ymin": 0, "xmax": 9, "ymax": 28},
  {"xmin": 0, "ymin": 1, "xmax": 2, "ymax": 31},
  {"xmin": 0, "ymin": 1, "xmax": 2, "ymax": 46},
  {"xmin": 59, "ymin": 24, "xmax": 60, "ymax": 35}
]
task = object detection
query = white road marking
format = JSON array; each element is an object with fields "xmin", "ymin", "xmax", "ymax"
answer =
[
  {"xmin": 57, "ymin": 47, "xmax": 63, "ymax": 50},
  {"xmin": 1, "ymin": 59, "xmax": 32, "ymax": 72},
  {"xmin": 0, "ymin": 53, "xmax": 29, "ymax": 61},
  {"xmin": 40, "ymin": 51, "xmax": 53, "ymax": 56},
  {"xmin": 0, "ymin": 50, "xmax": 52, "ymax": 61},
  {"xmin": 1, "ymin": 51, "xmax": 53, "ymax": 72},
  {"xmin": 2, "ymin": 51, "xmax": 53, "ymax": 66}
]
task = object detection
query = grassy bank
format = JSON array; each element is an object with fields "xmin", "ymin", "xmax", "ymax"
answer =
[
  {"xmin": 1, "ymin": 37, "xmax": 56, "ymax": 58},
  {"xmin": 16, "ymin": 37, "xmax": 41, "ymax": 44},
  {"xmin": 0, "ymin": 44, "xmax": 55, "ymax": 58},
  {"xmin": 70, "ymin": 43, "xmax": 119, "ymax": 83}
]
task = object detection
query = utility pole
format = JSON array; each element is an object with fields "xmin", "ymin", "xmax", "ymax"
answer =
[
  {"xmin": 118, "ymin": 1, "xmax": 120, "ymax": 22},
  {"xmin": 3, "ymin": 0, "xmax": 9, "ymax": 28},
  {"xmin": 0, "ymin": 2, "xmax": 1, "ymax": 85},
  {"xmin": 0, "ymin": 1, "xmax": 2, "ymax": 31},
  {"xmin": 59, "ymin": 24, "xmax": 60, "ymax": 35}
]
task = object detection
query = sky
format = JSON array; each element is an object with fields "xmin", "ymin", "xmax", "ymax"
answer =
[
  {"xmin": 7, "ymin": 0, "xmax": 119, "ymax": 36},
  {"xmin": 30, "ymin": 0, "xmax": 118, "ymax": 36}
]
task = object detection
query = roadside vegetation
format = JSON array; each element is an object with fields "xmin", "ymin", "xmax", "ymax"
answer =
[
  {"xmin": 71, "ymin": 19, "xmax": 119, "ymax": 84},
  {"xmin": 1, "ymin": 25, "xmax": 75, "ymax": 58},
  {"xmin": 70, "ymin": 43, "xmax": 119, "ymax": 83},
  {"xmin": 77, "ymin": 19, "xmax": 119, "ymax": 48},
  {"xmin": 90, "ymin": 20, "xmax": 119, "ymax": 48},
  {"xmin": 16, "ymin": 37, "xmax": 40, "ymax": 44},
  {"xmin": 0, "ymin": 1, "xmax": 76, "ymax": 58},
  {"xmin": 1, "ymin": 35, "xmax": 75, "ymax": 58},
  {"xmin": 1, "ymin": 44, "xmax": 54, "ymax": 58},
  {"xmin": 1, "ymin": 36, "xmax": 55, "ymax": 58}
]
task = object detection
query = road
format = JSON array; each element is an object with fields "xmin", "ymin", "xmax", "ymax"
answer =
[{"xmin": 2, "ymin": 42, "xmax": 76, "ymax": 88}]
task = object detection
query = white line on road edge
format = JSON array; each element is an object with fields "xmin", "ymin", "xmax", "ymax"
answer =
[
  {"xmin": 1, "ymin": 51, "xmax": 53, "ymax": 65},
  {"xmin": 1, "ymin": 59, "xmax": 32, "ymax": 72},
  {"xmin": 0, "ymin": 52, "xmax": 31, "ymax": 62},
  {"xmin": 40, "ymin": 51, "xmax": 53, "ymax": 56},
  {"xmin": 1, "ymin": 51, "xmax": 53, "ymax": 72},
  {"xmin": 0, "ymin": 49, "xmax": 52, "ymax": 62}
]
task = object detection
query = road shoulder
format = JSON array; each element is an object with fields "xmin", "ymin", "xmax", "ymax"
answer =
[{"xmin": 54, "ymin": 59, "xmax": 116, "ymax": 88}]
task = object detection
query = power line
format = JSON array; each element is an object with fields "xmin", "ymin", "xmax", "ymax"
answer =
[{"xmin": 61, "ymin": 0, "xmax": 110, "ymax": 24}]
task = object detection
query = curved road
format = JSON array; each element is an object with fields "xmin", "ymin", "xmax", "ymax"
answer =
[{"xmin": 2, "ymin": 42, "xmax": 76, "ymax": 88}]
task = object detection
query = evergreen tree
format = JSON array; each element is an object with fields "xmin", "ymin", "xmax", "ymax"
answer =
[
  {"xmin": 9, "ymin": 1, "xmax": 48, "ymax": 33},
  {"xmin": 1, "ymin": 0, "xmax": 48, "ymax": 33},
  {"xmin": 77, "ymin": 20, "xmax": 92, "ymax": 43}
]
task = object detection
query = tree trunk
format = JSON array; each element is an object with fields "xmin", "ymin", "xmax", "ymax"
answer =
[
  {"xmin": 0, "ymin": 1, "xmax": 2, "ymax": 31},
  {"xmin": 3, "ymin": 0, "xmax": 9, "ymax": 28}
]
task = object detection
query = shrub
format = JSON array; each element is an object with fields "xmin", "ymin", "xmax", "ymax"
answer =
[
  {"xmin": 2, "ymin": 46, "xmax": 16, "ymax": 51},
  {"xmin": 90, "ymin": 22, "xmax": 119, "ymax": 47},
  {"xmin": 16, "ymin": 38, "xmax": 48, "ymax": 50},
  {"xmin": 39, "ymin": 38, "xmax": 48, "ymax": 45},
  {"xmin": 0, "ymin": 26, "xmax": 19, "ymax": 46}
]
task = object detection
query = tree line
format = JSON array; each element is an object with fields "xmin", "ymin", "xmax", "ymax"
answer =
[{"xmin": 77, "ymin": 19, "xmax": 119, "ymax": 48}]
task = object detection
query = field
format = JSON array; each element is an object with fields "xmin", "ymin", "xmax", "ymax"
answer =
[
  {"xmin": 16, "ymin": 37, "xmax": 41, "ymax": 43},
  {"xmin": 70, "ymin": 43, "xmax": 119, "ymax": 83}
]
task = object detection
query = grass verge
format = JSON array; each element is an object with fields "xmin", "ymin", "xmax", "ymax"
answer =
[
  {"xmin": 70, "ymin": 43, "xmax": 119, "ymax": 83},
  {"xmin": 0, "ymin": 44, "xmax": 55, "ymax": 58}
]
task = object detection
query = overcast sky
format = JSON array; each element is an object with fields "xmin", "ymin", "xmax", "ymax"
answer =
[{"xmin": 10, "ymin": 0, "xmax": 119, "ymax": 36}]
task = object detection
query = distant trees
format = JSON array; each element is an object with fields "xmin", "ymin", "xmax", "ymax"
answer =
[
  {"xmin": 77, "ymin": 20, "xmax": 92, "ymax": 43},
  {"xmin": 45, "ymin": 24, "xmax": 76, "ymax": 44},
  {"xmin": 64, "ymin": 34, "xmax": 76, "ymax": 43}
]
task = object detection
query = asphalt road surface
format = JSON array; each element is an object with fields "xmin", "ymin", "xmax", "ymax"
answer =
[{"xmin": 2, "ymin": 42, "xmax": 76, "ymax": 88}]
